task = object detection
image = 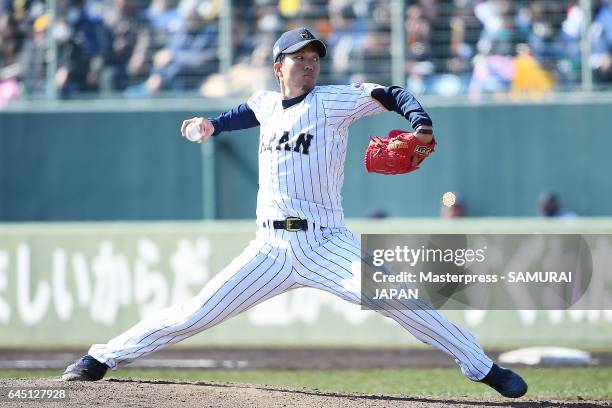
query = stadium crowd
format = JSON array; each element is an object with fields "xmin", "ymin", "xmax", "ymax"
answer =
[{"xmin": 0, "ymin": 0, "xmax": 611, "ymax": 103}]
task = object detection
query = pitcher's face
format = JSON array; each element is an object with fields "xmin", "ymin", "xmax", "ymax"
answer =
[{"xmin": 275, "ymin": 44, "xmax": 321, "ymax": 94}]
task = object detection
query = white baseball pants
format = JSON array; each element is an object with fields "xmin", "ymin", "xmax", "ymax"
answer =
[{"xmin": 89, "ymin": 226, "xmax": 493, "ymax": 380}]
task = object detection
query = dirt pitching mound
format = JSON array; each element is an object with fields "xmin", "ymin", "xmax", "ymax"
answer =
[{"xmin": 2, "ymin": 378, "xmax": 610, "ymax": 408}]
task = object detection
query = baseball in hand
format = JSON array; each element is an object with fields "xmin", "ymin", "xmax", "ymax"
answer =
[{"xmin": 186, "ymin": 122, "xmax": 202, "ymax": 142}]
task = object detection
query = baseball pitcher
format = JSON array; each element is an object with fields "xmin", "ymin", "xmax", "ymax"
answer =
[{"xmin": 63, "ymin": 27, "xmax": 527, "ymax": 399}]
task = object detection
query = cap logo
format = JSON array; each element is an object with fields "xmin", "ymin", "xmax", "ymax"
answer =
[{"xmin": 300, "ymin": 29, "xmax": 314, "ymax": 40}]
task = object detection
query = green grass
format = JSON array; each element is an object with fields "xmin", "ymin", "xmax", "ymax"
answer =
[{"xmin": 2, "ymin": 367, "xmax": 611, "ymax": 400}]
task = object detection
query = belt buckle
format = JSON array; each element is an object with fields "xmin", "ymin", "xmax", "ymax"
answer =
[{"xmin": 284, "ymin": 217, "xmax": 302, "ymax": 232}]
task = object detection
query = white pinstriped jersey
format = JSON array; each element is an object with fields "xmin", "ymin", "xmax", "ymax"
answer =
[{"xmin": 247, "ymin": 83, "xmax": 387, "ymax": 227}]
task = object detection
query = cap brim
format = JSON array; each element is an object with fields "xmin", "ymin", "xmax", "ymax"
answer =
[{"xmin": 283, "ymin": 39, "xmax": 327, "ymax": 58}]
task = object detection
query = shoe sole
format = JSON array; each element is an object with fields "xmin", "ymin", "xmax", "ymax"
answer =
[
  {"xmin": 62, "ymin": 372, "xmax": 99, "ymax": 381},
  {"xmin": 502, "ymin": 384, "xmax": 528, "ymax": 398}
]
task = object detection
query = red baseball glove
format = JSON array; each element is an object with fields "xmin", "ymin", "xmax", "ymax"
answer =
[{"xmin": 364, "ymin": 129, "xmax": 436, "ymax": 175}]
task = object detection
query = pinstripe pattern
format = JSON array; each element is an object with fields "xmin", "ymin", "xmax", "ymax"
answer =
[
  {"xmin": 87, "ymin": 83, "xmax": 492, "ymax": 382},
  {"xmin": 289, "ymin": 228, "xmax": 492, "ymax": 381},
  {"xmin": 89, "ymin": 229, "xmax": 295, "ymax": 369},
  {"xmin": 247, "ymin": 84, "xmax": 386, "ymax": 228},
  {"xmin": 89, "ymin": 227, "xmax": 492, "ymax": 380}
]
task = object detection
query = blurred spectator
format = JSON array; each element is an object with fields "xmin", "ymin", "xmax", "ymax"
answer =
[
  {"xmin": 0, "ymin": 78, "xmax": 19, "ymax": 108},
  {"xmin": 360, "ymin": 20, "xmax": 392, "ymax": 85},
  {"xmin": 367, "ymin": 208, "xmax": 388, "ymax": 219},
  {"xmin": 447, "ymin": 1, "xmax": 481, "ymax": 75},
  {"xmin": 52, "ymin": 0, "xmax": 111, "ymax": 98},
  {"xmin": 248, "ymin": 0, "xmax": 284, "ymax": 65},
  {"xmin": 125, "ymin": 0, "xmax": 179, "ymax": 83},
  {"xmin": 199, "ymin": 32, "xmax": 274, "ymax": 98},
  {"xmin": 16, "ymin": 2, "xmax": 48, "ymax": 96},
  {"xmin": 199, "ymin": 59, "xmax": 272, "ymax": 97},
  {"xmin": 591, "ymin": 0, "xmax": 612, "ymax": 83},
  {"xmin": 510, "ymin": 43, "xmax": 555, "ymax": 100},
  {"xmin": 0, "ymin": 9, "xmax": 23, "ymax": 106},
  {"xmin": 527, "ymin": 1, "xmax": 566, "ymax": 74},
  {"xmin": 469, "ymin": 0, "xmax": 516, "ymax": 99},
  {"xmin": 102, "ymin": 0, "xmax": 147, "ymax": 91},
  {"xmin": 474, "ymin": 0, "xmax": 514, "ymax": 48},
  {"xmin": 468, "ymin": 40, "xmax": 515, "ymax": 99},
  {"xmin": 0, "ymin": 11, "xmax": 22, "ymax": 76},
  {"xmin": 514, "ymin": 3, "xmax": 533, "ymax": 39},
  {"xmin": 279, "ymin": 0, "xmax": 301, "ymax": 18},
  {"xmin": 146, "ymin": 0, "xmax": 180, "ymax": 34},
  {"xmin": 404, "ymin": 3, "xmax": 434, "ymax": 93},
  {"xmin": 538, "ymin": 191, "xmax": 561, "ymax": 217},
  {"xmin": 229, "ymin": 1, "xmax": 257, "ymax": 63},
  {"xmin": 1, "ymin": 0, "xmax": 610, "ymax": 99},
  {"xmin": 327, "ymin": 0, "xmax": 364, "ymax": 83},
  {"xmin": 538, "ymin": 191, "xmax": 577, "ymax": 218},
  {"xmin": 555, "ymin": 2, "xmax": 583, "ymax": 86},
  {"xmin": 200, "ymin": 0, "xmax": 275, "ymax": 97},
  {"xmin": 421, "ymin": 0, "xmax": 482, "ymax": 96},
  {"xmin": 126, "ymin": 0, "xmax": 219, "ymax": 96}
]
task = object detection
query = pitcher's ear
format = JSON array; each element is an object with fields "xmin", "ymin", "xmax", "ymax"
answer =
[{"xmin": 273, "ymin": 61, "xmax": 283, "ymax": 79}]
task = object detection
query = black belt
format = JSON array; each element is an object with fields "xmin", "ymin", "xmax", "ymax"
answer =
[{"xmin": 271, "ymin": 217, "xmax": 310, "ymax": 231}]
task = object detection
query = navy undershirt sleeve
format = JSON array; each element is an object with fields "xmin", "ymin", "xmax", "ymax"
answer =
[
  {"xmin": 370, "ymin": 86, "xmax": 433, "ymax": 129},
  {"xmin": 209, "ymin": 103, "xmax": 260, "ymax": 136}
]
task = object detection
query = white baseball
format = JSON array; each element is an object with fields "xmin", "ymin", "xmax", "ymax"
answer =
[{"xmin": 186, "ymin": 122, "xmax": 202, "ymax": 142}]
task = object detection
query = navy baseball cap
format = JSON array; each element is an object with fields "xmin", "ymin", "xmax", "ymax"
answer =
[{"xmin": 273, "ymin": 27, "xmax": 327, "ymax": 62}]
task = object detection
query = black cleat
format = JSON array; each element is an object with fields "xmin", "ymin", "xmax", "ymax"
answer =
[
  {"xmin": 62, "ymin": 355, "xmax": 108, "ymax": 381},
  {"xmin": 480, "ymin": 363, "xmax": 528, "ymax": 398}
]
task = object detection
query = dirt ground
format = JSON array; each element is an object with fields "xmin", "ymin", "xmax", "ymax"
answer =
[
  {"xmin": 1, "ymin": 348, "xmax": 611, "ymax": 407},
  {"xmin": 1, "ymin": 377, "xmax": 610, "ymax": 408}
]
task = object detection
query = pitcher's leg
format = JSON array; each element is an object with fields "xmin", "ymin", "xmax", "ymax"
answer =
[
  {"xmin": 291, "ymin": 228, "xmax": 492, "ymax": 381},
  {"xmin": 89, "ymin": 231, "xmax": 294, "ymax": 369}
]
